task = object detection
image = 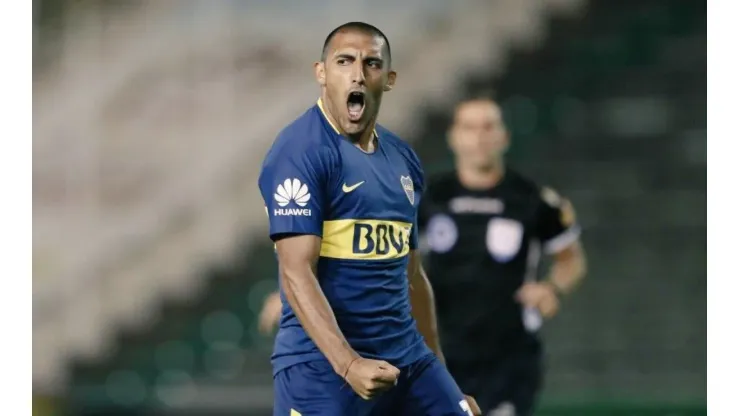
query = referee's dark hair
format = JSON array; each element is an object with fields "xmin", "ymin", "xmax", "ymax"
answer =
[
  {"xmin": 321, "ymin": 22, "xmax": 392, "ymax": 68},
  {"xmin": 457, "ymin": 91, "xmax": 498, "ymax": 106}
]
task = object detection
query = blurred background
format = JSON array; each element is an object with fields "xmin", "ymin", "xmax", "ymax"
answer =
[{"xmin": 32, "ymin": 0, "xmax": 706, "ymax": 415}]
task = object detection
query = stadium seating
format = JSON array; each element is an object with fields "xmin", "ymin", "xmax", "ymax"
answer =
[
  {"xmin": 34, "ymin": 0, "xmax": 581, "ymax": 399},
  {"xmin": 36, "ymin": 0, "xmax": 706, "ymax": 414},
  {"xmin": 415, "ymin": 0, "xmax": 706, "ymax": 405}
]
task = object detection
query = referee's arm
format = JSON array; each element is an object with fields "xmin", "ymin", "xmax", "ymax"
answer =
[
  {"xmin": 547, "ymin": 238, "xmax": 587, "ymax": 296},
  {"xmin": 541, "ymin": 195, "xmax": 588, "ymax": 296},
  {"xmin": 518, "ymin": 192, "xmax": 587, "ymax": 318}
]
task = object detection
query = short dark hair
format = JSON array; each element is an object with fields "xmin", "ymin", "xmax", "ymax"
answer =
[
  {"xmin": 459, "ymin": 91, "xmax": 498, "ymax": 105},
  {"xmin": 321, "ymin": 22, "xmax": 392, "ymax": 67}
]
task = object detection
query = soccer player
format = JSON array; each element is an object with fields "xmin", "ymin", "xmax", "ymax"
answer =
[
  {"xmin": 258, "ymin": 22, "xmax": 481, "ymax": 416},
  {"xmin": 419, "ymin": 97, "xmax": 588, "ymax": 416}
]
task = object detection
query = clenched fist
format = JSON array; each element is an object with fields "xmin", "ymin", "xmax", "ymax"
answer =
[{"xmin": 343, "ymin": 357, "xmax": 400, "ymax": 400}]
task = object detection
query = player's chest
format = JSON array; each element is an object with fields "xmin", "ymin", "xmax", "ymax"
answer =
[{"xmin": 329, "ymin": 149, "xmax": 418, "ymax": 220}]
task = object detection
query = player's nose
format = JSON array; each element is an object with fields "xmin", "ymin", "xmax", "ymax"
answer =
[{"xmin": 350, "ymin": 62, "xmax": 366, "ymax": 85}]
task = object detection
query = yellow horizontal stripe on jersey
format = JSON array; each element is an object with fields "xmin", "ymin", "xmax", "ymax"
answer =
[{"xmin": 321, "ymin": 219, "xmax": 413, "ymax": 260}]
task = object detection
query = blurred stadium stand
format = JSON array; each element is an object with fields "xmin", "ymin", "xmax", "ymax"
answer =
[
  {"xmin": 33, "ymin": 0, "xmax": 705, "ymax": 415},
  {"xmin": 415, "ymin": 0, "xmax": 707, "ymax": 408}
]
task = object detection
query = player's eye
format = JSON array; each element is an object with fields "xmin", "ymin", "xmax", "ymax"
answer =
[{"xmin": 367, "ymin": 60, "xmax": 382, "ymax": 69}]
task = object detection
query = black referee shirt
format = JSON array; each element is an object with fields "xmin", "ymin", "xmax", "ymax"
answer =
[{"xmin": 418, "ymin": 169, "xmax": 581, "ymax": 363}]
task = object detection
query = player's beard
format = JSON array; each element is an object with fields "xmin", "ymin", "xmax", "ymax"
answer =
[{"xmin": 344, "ymin": 114, "xmax": 371, "ymax": 136}]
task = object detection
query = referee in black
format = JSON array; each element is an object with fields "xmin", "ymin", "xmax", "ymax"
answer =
[{"xmin": 419, "ymin": 97, "xmax": 587, "ymax": 416}]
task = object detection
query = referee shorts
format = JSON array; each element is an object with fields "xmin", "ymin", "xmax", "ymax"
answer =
[{"xmin": 447, "ymin": 347, "xmax": 543, "ymax": 416}]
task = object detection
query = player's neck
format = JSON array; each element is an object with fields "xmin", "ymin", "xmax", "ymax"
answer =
[
  {"xmin": 347, "ymin": 127, "xmax": 377, "ymax": 153},
  {"xmin": 457, "ymin": 161, "xmax": 505, "ymax": 190},
  {"xmin": 318, "ymin": 95, "xmax": 377, "ymax": 152}
]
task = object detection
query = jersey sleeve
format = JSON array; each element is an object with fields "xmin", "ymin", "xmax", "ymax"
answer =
[
  {"xmin": 535, "ymin": 186, "xmax": 581, "ymax": 254},
  {"xmin": 415, "ymin": 184, "xmax": 435, "ymax": 254},
  {"xmin": 407, "ymin": 148, "xmax": 425, "ymax": 251},
  {"xmin": 410, "ymin": 212, "xmax": 421, "ymax": 250},
  {"xmin": 258, "ymin": 141, "xmax": 332, "ymax": 240},
  {"xmin": 410, "ymin": 186, "xmax": 424, "ymax": 251},
  {"xmin": 417, "ymin": 180, "xmax": 433, "ymax": 231}
]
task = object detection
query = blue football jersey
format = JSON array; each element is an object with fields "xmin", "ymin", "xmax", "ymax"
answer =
[{"xmin": 258, "ymin": 99, "xmax": 431, "ymax": 375}]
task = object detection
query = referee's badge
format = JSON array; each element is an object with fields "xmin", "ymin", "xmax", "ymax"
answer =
[
  {"xmin": 400, "ymin": 175, "xmax": 415, "ymax": 205},
  {"xmin": 426, "ymin": 214, "xmax": 458, "ymax": 253},
  {"xmin": 486, "ymin": 218, "xmax": 524, "ymax": 262}
]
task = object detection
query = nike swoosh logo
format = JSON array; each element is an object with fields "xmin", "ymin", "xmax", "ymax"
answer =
[{"xmin": 342, "ymin": 181, "xmax": 365, "ymax": 193}]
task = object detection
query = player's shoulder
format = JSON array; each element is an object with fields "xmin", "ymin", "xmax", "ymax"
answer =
[
  {"xmin": 274, "ymin": 105, "xmax": 337, "ymax": 150},
  {"xmin": 377, "ymin": 125, "xmax": 417, "ymax": 157},
  {"xmin": 376, "ymin": 125, "xmax": 424, "ymax": 175},
  {"xmin": 264, "ymin": 105, "xmax": 339, "ymax": 165}
]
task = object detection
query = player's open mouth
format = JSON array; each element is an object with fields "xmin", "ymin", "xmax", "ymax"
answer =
[{"xmin": 347, "ymin": 91, "xmax": 365, "ymax": 122}]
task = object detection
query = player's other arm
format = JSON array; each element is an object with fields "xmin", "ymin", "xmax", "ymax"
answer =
[
  {"xmin": 275, "ymin": 234, "xmax": 359, "ymax": 374},
  {"xmin": 404, "ymin": 148, "xmax": 445, "ymax": 361},
  {"xmin": 257, "ymin": 290, "xmax": 281, "ymax": 334},
  {"xmin": 409, "ymin": 249, "xmax": 482, "ymax": 415},
  {"xmin": 407, "ymin": 249, "xmax": 445, "ymax": 365}
]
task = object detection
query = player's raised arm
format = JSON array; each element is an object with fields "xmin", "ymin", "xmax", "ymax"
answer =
[
  {"xmin": 274, "ymin": 234, "xmax": 360, "ymax": 375},
  {"xmin": 258, "ymin": 145, "xmax": 359, "ymax": 376}
]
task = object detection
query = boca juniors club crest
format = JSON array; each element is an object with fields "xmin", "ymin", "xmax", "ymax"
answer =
[{"xmin": 400, "ymin": 175, "xmax": 415, "ymax": 205}]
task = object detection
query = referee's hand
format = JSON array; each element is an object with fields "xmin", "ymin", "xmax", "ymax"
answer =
[
  {"xmin": 516, "ymin": 282, "xmax": 560, "ymax": 319},
  {"xmin": 463, "ymin": 394, "xmax": 482, "ymax": 416}
]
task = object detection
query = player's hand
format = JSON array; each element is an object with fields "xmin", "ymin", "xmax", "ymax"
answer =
[
  {"xmin": 516, "ymin": 282, "xmax": 560, "ymax": 319},
  {"xmin": 343, "ymin": 358, "xmax": 400, "ymax": 400},
  {"xmin": 258, "ymin": 292, "xmax": 282, "ymax": 335},
  {"xmin": 463, "ymin": 394, "xmax": 482, "ymax": 416}
]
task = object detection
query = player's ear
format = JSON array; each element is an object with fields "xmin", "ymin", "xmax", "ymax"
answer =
[
  {"xmin": 384, "ymin": 70, "xmax": 397, "ymax": 92},
  {"xmin": 314, "ymin": 61, "xmax": 326, "ymax": 86}
]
